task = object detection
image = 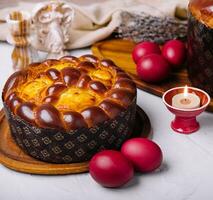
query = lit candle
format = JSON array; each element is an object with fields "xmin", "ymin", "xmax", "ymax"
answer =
[{"xmin": 172, "ymin": 86, "xmax": 200, "ymax": 109}]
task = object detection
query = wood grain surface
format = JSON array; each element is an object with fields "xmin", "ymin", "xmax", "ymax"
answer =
[
  {"xmin": 91, "ymin": 39, "xmax": 213, "ymax": 112},
  {"xmin": 0, "ymin": 106, "xmax": 151, "ymax": 175}
]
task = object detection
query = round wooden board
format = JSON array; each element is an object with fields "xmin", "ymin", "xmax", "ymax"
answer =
[
  {"xmin": 0, "ymin": 106, "xmax": 151, "ymax": 175},
  {"xmin": 91, "ymin": 39, "xmax": 213, "ymax": 112}
]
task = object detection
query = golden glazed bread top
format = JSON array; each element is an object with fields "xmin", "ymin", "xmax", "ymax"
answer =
[
  {"xmin": 189, "ymin": 0, "xmax": 213, "ymax": 28},
  {"xmin": 3, "ymin": 55, "xmax": 136, "ymax": 130}
]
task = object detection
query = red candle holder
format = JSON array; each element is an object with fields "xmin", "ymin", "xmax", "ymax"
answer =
[{"xmin": 163, "ymin": 86, "xmax": 210, "ymax": 134}]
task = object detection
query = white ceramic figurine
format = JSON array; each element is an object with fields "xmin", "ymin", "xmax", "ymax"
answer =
[{"xmin": 30, "ymin": 1, "xmax": 74, "ymax": 59}]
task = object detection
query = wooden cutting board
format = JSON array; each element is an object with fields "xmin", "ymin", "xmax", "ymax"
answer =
[
  {"xmin": 0, "ymin": 106, "xmax": 151, "ymax": 175},
  {"xmin": 91, "ymin": 39, "xmax": 213, "ymax": 112}
]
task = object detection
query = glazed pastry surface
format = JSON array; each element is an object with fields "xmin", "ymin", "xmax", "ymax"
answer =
[
  {"xmin": 3, "ymin": 55, "xmax": 136, "ymax": 130},
  {"xmin": 189, "ymin": 0, "xmax": 213, "ymax": 28}
]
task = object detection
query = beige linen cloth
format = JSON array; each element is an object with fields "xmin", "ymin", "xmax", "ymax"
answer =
[{"xmin": 0, "ymin": 0, "xmax": 188, "ymax": 50}]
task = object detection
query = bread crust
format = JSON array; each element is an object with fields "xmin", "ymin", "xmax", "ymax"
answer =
[{"xmin": 3, "ymin": 55, "xmax": 136, "ymax": 130}]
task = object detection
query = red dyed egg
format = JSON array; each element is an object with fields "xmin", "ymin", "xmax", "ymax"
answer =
[
  {"xmin": 121, "ymin": 138, "xmax": 163, "ymax": 173},
  {"xmin": 132, "ymin": 41, "xmax": 161, "ymax": 63},
  {"xmin": 136, "ymin": 54, "xmax": 170, "ymax": 83},
  {"xmin": 162, "ymin": 40, "xmax": 186, "ymax": 67},
  {"xmin": 89, "ymin": 150, "xmax": 134, "ymax": 187}
]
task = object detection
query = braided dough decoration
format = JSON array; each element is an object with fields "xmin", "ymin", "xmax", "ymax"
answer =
[{"xmin": 3, "ymin": 55, "xmax": 136, "ymax": 130}]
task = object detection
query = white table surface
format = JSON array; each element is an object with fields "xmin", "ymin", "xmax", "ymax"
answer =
[{"xmin": 0, "ymin": 42, "xmax": 213, "ymax": 200}]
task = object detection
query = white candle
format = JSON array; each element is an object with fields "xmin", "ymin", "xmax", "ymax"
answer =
[{"xmin": 172, "ymin": 86, "xmax": 201, "ymax": 109}]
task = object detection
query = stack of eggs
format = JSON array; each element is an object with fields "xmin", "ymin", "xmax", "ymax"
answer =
[{"xmin": 132, "ymin": 40, "xmax": 187, "ymax": 83}]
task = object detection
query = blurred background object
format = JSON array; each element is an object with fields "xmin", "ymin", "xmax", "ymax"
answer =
[
  {"xmin": 30, "ymin": 1, "xmax": 73, "ymax": 59},
  {"xmin": 114, "ymin": 12, "xmax": 187, "ymax": 44},
  {"xmin": 0, "ymin": 0, "xmax": 188, "ymax": 65},
  {"xmin": 6, "ymin": 10, "xmax": 38, "ymax": 70}
]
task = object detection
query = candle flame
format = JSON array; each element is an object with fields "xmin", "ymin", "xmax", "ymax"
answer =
[{"xmin": 183, "ymin": 85, "xmax": 188, "ymax": 98}]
